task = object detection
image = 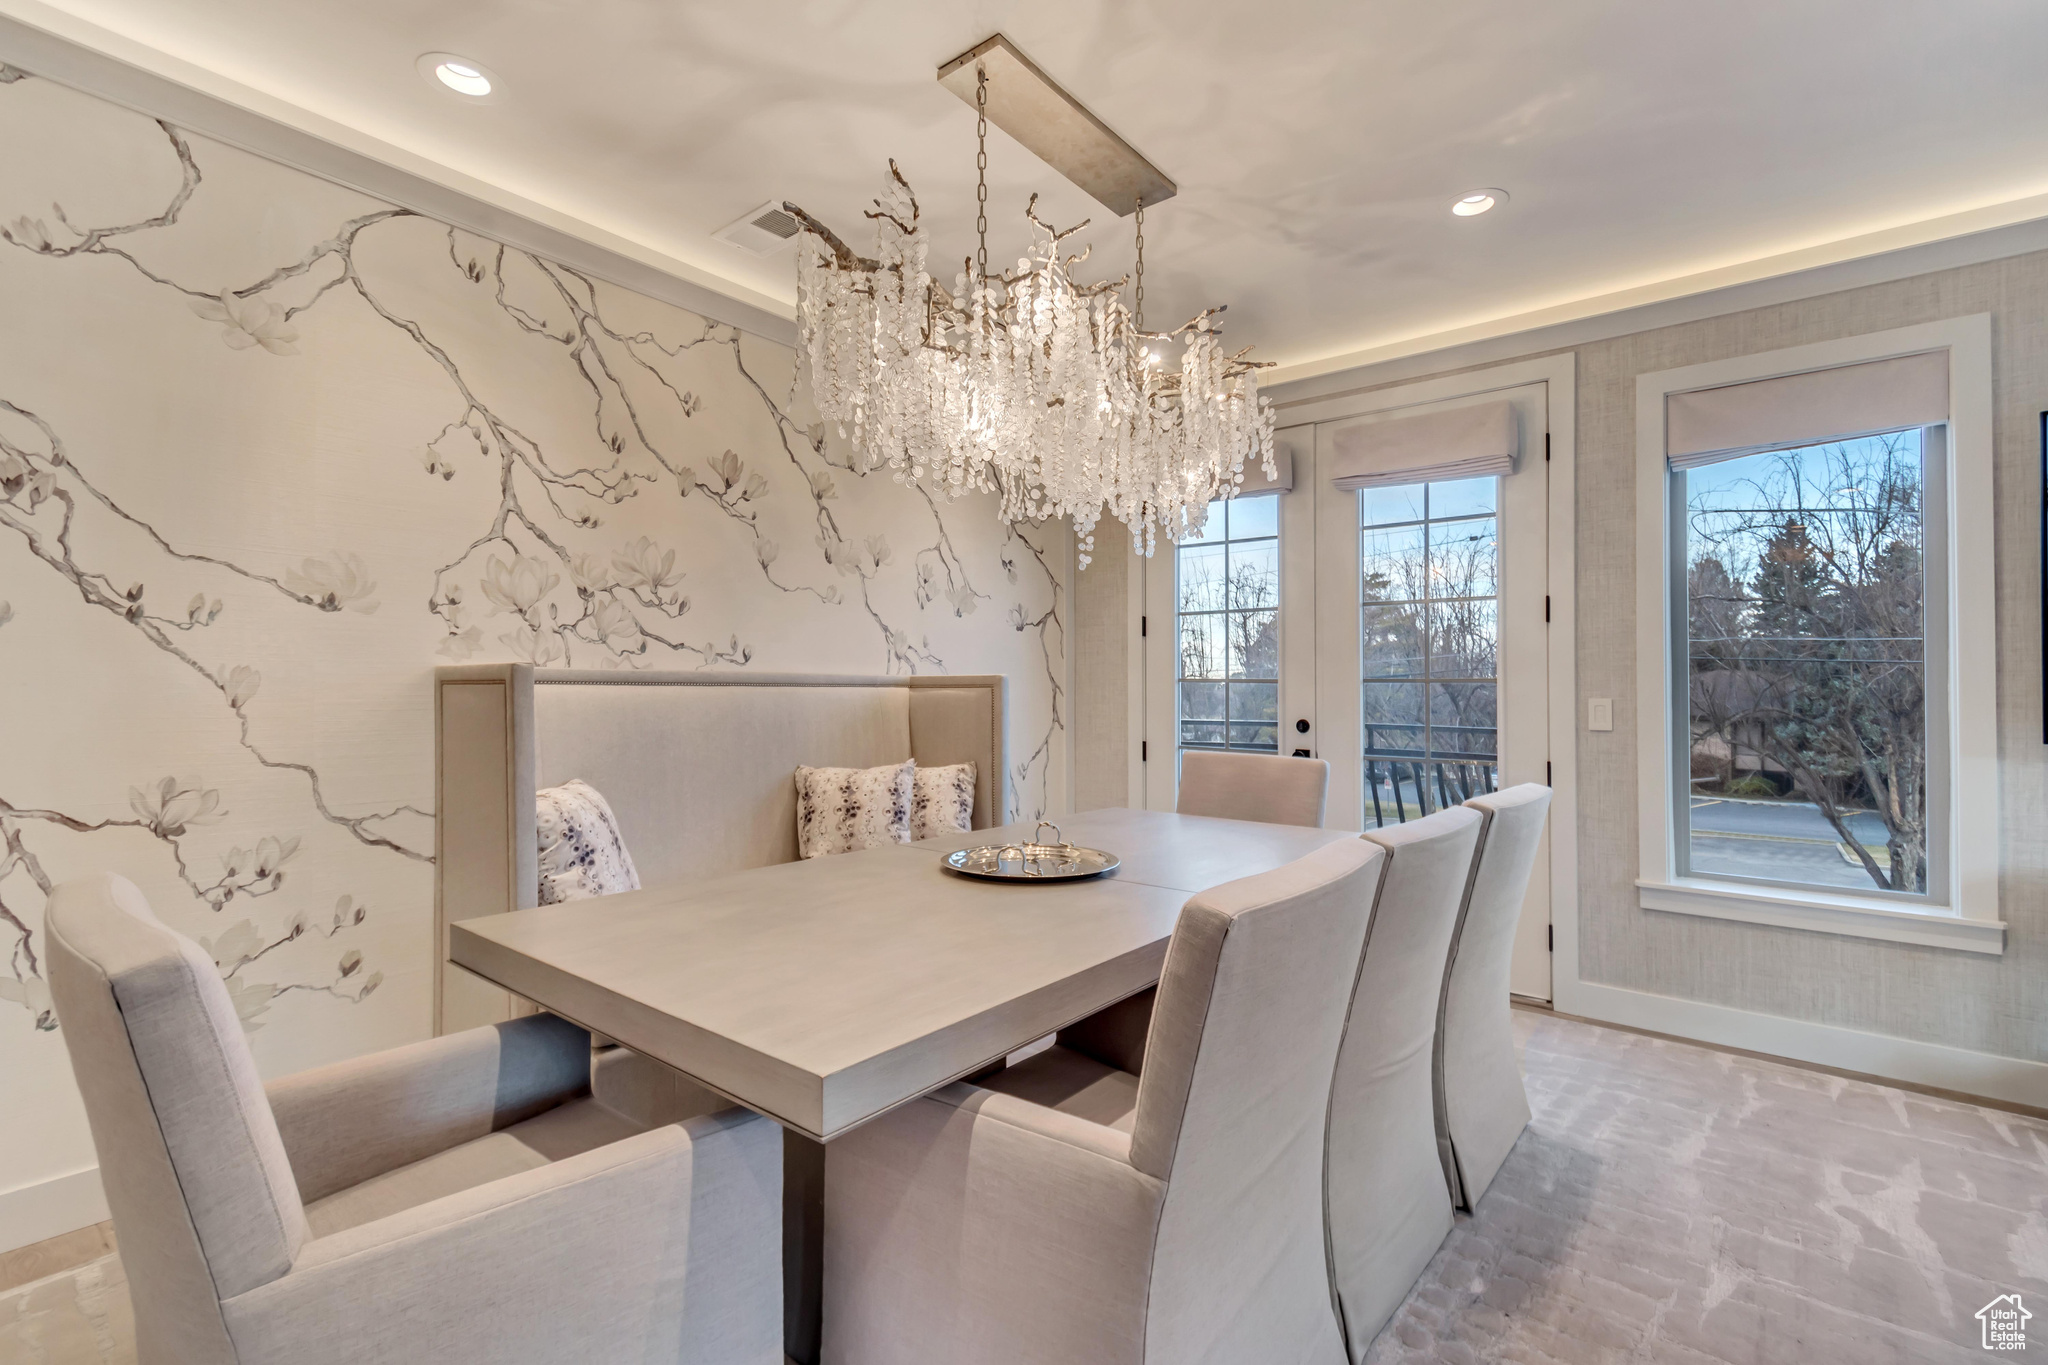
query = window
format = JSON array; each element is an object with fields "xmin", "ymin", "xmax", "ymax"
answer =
[
  {"xmin": 1360, "ymin": 478, "xmax": 1501, "ymax": 825},
  {"xmin": 1677, "ymin": 430, "xmax": 1944, "ymax": 899},
  {"xmin": 1635, "ymin": 318, "xmax": 2000, "ymax": 954},
  {"xmin": 1176, "ymin": 496, "xmax": 1279, "ymax": 752}
]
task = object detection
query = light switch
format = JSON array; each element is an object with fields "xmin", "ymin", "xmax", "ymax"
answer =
[{"xmin": 1588, "ymin": 698, "xmax": 1614, "ymax": 732}]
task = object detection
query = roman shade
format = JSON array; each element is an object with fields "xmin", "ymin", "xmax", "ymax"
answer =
[
  {"xmin": 1231, "ymin": 440, "xmax": 1296, "ymax": 496},
  {"xmin": 1327, "ymin": 400, "xmax": 1518, "ymax": 491},
  {"xmin": 1665, "ymin": 350, "xmax": 1948, "ymax": 471}
]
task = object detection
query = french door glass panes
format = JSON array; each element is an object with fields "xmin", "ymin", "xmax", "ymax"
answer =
[
  {"xmin": 1177, "ymin": 496, "xmax": 1279, "ymax": 752},
  {"xmin": 1359, "ymin": 478, "xmax": 1500, "ymax": 826},
  {"xmin": 1299, "ymin": 376, "xmax": 1552, "ymax": 999}
]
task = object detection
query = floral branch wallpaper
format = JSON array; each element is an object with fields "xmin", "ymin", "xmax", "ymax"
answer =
[{"xmin": 0, "ymin": 71, "xmax": 1067, "ymax": 1206}]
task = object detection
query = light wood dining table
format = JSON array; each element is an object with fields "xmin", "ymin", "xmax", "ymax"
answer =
[{"xmin": 449, "ymin": 806, "xmax": 1357, "ymax": 1363}]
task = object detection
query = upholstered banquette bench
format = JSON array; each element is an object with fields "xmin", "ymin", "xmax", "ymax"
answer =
[{"xmin": 434, "ymin": 665, "xmax": 1007, "ymax": 1034}]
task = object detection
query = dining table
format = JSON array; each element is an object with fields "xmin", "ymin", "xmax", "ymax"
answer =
[{"xmin": 449, "ymin": 805, "xmax": 1358, "ymax": 1364}]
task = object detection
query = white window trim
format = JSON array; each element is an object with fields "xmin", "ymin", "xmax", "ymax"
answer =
[{"xmin": 1634, "ymin": 315, "xmax": 2001, "ymax": 954}]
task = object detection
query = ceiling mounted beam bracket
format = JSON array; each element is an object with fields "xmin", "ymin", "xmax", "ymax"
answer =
[{"xmin": 937, "ymin": 34, "xmax": 1176, "ymax": 218}]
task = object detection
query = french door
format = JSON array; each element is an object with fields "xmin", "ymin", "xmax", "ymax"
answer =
[
  {"xmin": 1312, "ymin": 381, "xmax": 1551, "ymax": 998},
  {"xmin": 1145, "ymin": 374, "xmax": 1556, "ymax": 999}
]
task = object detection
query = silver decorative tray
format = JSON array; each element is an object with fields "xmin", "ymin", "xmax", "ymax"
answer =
[{"xmin": 943, "ymin": 822, "xmax": 1120, "ymax": 882}]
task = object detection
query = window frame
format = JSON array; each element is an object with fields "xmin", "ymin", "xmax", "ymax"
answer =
[
  {"xmin": 1172, "ymin": 495, "xmax": 1283, "ymax": 756},
  {"xmin": 1668, "ymin": 428, "xmax": 1950, "ymax": 904},
  {"xmin": 1633, "ymin": 316, "xmax": 2001, "ymax": 954}
]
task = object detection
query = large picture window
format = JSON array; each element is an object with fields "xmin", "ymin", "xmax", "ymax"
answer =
[
  {"xmin": 1636, "ymin": 319, "xmax": 1999, "ymax": 953},
  {"xmin": 1176, "ymin": 496, "xmax": 1279, "ymax": 752},
  {"xmin": 1677, "ymin": 429, "xmax": 1945, "ymax": 899}
]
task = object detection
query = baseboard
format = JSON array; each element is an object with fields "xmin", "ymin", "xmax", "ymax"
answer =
[
  {"xmin": 1559, "ymin": 977, "xmax": 2048, "ymax": 1112},
  {"xmin": 0, "ymin": 1166, "xmax": 107, "ymax": 1255}
]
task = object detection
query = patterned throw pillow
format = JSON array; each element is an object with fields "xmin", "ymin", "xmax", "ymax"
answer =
[
  {"xmin": 912, "ymin": 762, "xmax": 977, "ymax": 840},
  {"xmin": 794, "ymin": 760, "xmax": 914, "ymax": 859},
  {"xmin": 535, "ymin": 779, "xmax": 641, "ymax": 905}
]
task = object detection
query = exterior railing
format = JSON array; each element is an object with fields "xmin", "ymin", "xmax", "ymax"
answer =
[
  {"xmin": 1364, "ymin": 723, "xmax": 1497, "ymax": 826},
  {"xmin": 1178, "ymin": 736, "xmax": 1280, "ymax": 754},
  {"xmin": 1175, "ymin": 723, "xmax": 1499, "ymax": 824}
]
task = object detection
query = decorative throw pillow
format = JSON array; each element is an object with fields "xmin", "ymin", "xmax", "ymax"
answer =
[
  {"xmin": 535, "ymin": 779, "xmax": 641, "ymax": 905},
  {"xmin": 794, "ymin": 759, "xmax": 914, "ymax": 859},
  {"xmin": 912, "ymin": 761, "xmax": 977, "ymax": 840}
]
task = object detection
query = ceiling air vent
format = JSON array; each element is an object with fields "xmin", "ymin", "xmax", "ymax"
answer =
[{"xmin": 713, "ymin": 201, "xmax": 802, "ymax": 256}]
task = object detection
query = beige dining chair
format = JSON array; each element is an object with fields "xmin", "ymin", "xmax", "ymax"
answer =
[
  {"xmin": 821, "ymin": 837, "xmax": 1388, "ymax": 1365},
  {"xmin": 1176, "ymin": 749, "xmax": 1330, "ymax": 827},
  {"xmin": 1435, "ymin": 784, "xmax": 1553, "ymax": 1209},
  {"xmin": 44, "ymin": 872, "xmax": 784, "ymax": 1365},
  {"xmin": 1327, "ymin": 805, "xmax": 1485, "ymax": 1359}
]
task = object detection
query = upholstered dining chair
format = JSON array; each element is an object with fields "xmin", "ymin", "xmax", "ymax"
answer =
[
  {"xmin": 45, "ymin": 872, "xmax": 784, "ymax": 1365},
  {"xmin": 1175, "ymin": 749, "xmax": 1330, "ymax": 827},
  {"xmin": 822, "ymin": 837, "xmax": 1388, "ymax": 1365},
  {"xmin": 1435, "ymin": 784, "xmax": 1553, "ymax": 1210},
  {"xmin": 1327, "ymin": 806, "xmax": 1485, "ymax": 1360}
]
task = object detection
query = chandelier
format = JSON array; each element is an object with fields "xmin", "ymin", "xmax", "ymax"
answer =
[{"xmin": 783, "ymin": 60, "xmax": 1274, "ymax": 567}]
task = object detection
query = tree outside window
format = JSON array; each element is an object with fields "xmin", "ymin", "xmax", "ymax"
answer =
[
  {"xmin": 1360, "ymin": 478, "xmax": 1500, "ymax": 824},
  {"xmin": 1177, "ymin": 497, "xmax": 1279, "ymax": 752},
  {"xmin": 1682, "ymin": 430, "xmax": 1932, "ymax": 896}
]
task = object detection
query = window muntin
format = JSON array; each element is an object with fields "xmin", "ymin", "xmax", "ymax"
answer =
[
  {"xmin": 1676, "ymin": 428, "xmax": 1944, "ymax": 900},
  {"xmin": 1176, "ymin": 497, "xmax": 1279, "ymax": 752},
  {"xmin": 1359, "ymin": 477, "xmax": 1500, "ymax": 827}
]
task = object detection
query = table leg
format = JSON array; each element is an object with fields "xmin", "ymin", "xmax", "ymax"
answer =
[{"xmin": 784, "ymin": 1131, "xmax": 825, "ymax": 1365}]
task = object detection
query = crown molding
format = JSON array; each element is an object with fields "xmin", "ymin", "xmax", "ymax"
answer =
[
  {"xmin": 1265, "ymin": 196, "xmax": 2048, "ymax": 402},
  {"xmin": 12, "ymin": 0, "xmax": 2046, "ymax": 385}
]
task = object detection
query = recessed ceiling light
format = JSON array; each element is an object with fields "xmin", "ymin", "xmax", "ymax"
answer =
[
  {"xmin": 417, "ymin": 52, "xmax": 498, "ymax": 101},
  {"xmin": 1452, "ymin": 189, "xmax": 1507, "ymax": 217},
  {"xmin": 436, "ymin": 62, "xmax": 490, "ymax": 96}
]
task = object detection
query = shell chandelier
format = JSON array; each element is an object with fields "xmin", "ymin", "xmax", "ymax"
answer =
[{"xmin": 783, "ymin": 71, "xmax": 1274, "ymax": 567}]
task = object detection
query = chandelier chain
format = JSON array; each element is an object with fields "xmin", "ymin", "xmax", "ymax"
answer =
[
  {"xmin": 974, "ymin": 67, "xmax": 989, "ymax": 282},
  {"xmin": 1133, "ymin": 197, "xmax": 1145, "ymax": 332}
]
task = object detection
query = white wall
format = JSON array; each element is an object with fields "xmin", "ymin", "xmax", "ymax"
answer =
[{"xmin": 0, "ymin": 72, "xmax": 1069, "ymax": 1247}]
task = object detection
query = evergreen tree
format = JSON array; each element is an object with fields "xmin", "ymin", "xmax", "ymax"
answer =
[{"xmin": 1686, "ymin": 435, "xmax": 1928, "ymax": 892}]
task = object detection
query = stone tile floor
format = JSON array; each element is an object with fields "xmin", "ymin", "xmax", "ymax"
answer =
[{"xmin": 5, "ymin": 1008, "xmax": 2044, "ymax": 1363}]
